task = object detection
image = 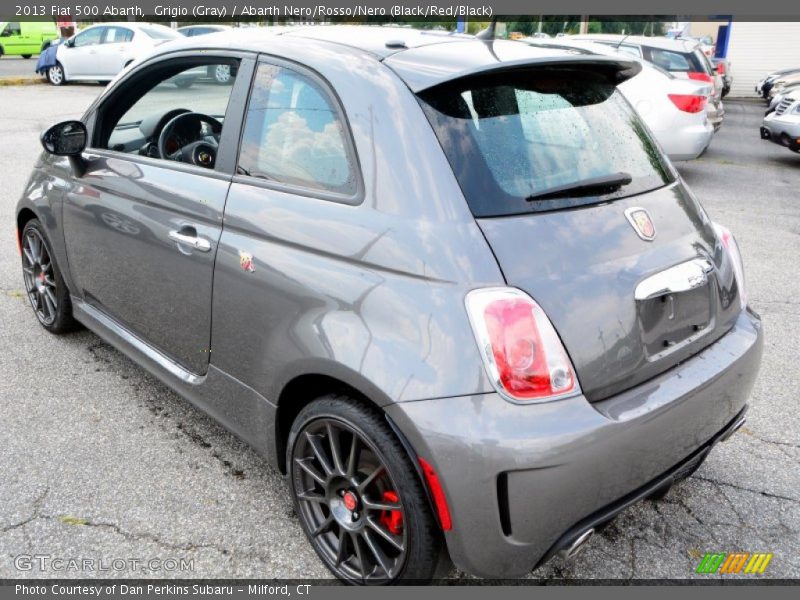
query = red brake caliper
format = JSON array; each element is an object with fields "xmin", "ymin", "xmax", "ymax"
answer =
[{"xmin": 378, "ymin": 490, "xmax": 403, "ymax": 535}]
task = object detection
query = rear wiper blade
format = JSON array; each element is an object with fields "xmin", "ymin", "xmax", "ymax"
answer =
[{"xmin": 525, "ymin": 172, "xmax": 632, "ymax": 202}]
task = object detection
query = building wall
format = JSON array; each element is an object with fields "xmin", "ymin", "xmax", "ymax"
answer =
[
  {"xmin": 726, "ymin": 21, "xmax": 800, "ymax": 97},
  {"xmin": 689, "ymin": 21, "xmax": 722, "ymax": 43}
]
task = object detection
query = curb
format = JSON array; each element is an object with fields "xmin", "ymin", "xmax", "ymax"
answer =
[{"xmin": 0, "ymin": 76, "xmax": 47, "ymax": 87}]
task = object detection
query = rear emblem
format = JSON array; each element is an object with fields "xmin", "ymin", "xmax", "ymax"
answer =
[
  {"xmin": 239, "ymin": 251, "xmax": 255, "ymax": 273},
  {"xmin": 625, "ymin": 207, "xmax": 656, "ymax": 241}
]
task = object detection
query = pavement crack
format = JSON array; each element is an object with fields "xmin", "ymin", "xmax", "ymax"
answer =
[
  {"xmin": 0, "ymin": 487, "xmax": 49, "ymax": 534},
  {"xmin": 691, "ymin": 475, "xmax": 799, "ymax": 503}
]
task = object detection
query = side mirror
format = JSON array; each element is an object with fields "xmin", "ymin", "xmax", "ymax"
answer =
[{"xmin": 41, "ymin": 121, "xmax": 87, "ymax": 156}]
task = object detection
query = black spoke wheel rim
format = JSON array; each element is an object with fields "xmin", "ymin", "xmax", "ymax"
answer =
[
  {"xmin": 291, "ymin": 418, "xmax": 408, "ymax": 583},
  {"xmin": 21, "ymin": 228, "xmax": 58, "ymax": 326}
]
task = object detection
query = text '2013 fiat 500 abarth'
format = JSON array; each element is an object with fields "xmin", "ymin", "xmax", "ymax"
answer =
[{"xmin": 16, "ymin": 26, "xmax": 762, "ymax": 583}]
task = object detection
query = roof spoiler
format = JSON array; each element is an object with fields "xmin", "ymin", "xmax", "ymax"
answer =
[{"xmin": 394, "ymin": 55, "xmax": 643, "ymax": 93}]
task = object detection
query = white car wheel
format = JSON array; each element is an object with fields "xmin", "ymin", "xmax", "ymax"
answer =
[
  {"xmin": 47, "ymin": 64, "xmax": 65, "ymax": 86},
  {"xmin": 214, "ymin": 64, "xmax": 231, "ymax": 85}
]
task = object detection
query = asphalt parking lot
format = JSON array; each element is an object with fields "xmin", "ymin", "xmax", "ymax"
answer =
[
  {"xmin": 0, "ymin": 56, "xmax": 42, "ymax": 79},
  {"xmin": 0, "ymin": 84, "xmax": 798, "ymax": 581}
]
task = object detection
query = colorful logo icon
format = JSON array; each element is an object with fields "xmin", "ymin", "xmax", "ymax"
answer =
[
  {"xmin": 239, "ymin": 251, "xmax": 255, "ymax": 273},
  {"xmin": 625, "ymin": 207, "xmax": 656, "ymax": 241},
  {"xmin": 696, "ymin": 552, "xmax": 773, "ymax": 574}
]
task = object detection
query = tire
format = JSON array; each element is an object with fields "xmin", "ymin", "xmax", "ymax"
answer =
[
  {"xmin": 20, "ymin": 219, "xmax": 78, "ymax": 334},
  {"xmin": 46, "ymin": 62, "xmax": 65, "ymax": 86},
  {"xmin": 212, "ymin": 64, "xmax": 232, "ymax": 85},
  {"xmin": 174, "ymin": 78, "xmax": 194, "ymax": 89},
  {"xmin": 22, "ymin": 54, "xmax": 32, "ymax": 59},
  {"xmin": 287, "ymin": 395, "xmax": 443, "ymax": 584}
]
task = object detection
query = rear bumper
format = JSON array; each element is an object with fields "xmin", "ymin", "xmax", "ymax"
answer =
[
  {"xmin": 707, "ymin": 101, "xmax": 725, "ymax": 131},
  {"xmin": 660, "ymin": 121, "xmax": 714, "ymax": 161},
  {"xmin": 387, "ymin": 309, "xmax": 763, "ymax": 578}
]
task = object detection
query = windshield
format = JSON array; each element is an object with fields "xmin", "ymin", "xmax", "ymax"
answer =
[{"xmin": 418, "ymin": 69, "xmax": 673, "ymax": 217}]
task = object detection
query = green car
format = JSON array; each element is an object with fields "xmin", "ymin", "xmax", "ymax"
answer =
[{"xmin": 0, "ymin": 21, "xmax": 59, "ymax": 58}]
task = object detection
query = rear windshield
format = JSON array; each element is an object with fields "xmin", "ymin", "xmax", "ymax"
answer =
[
  {"xmin": 418, "ymin": 69, "xmax": 673, "ymax": 217},
  {"xmin": 141, "ymin": 26, "xmax": 179, "ymax": 40},
  {"xmin": 646, "ymin": 47, "xmax": 708, "ymax": 74}
]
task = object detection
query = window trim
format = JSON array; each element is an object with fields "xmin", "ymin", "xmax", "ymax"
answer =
[
  {"xmin": 85, "ymin": 50, "xmax": 257, "ymax": 178},
  {"xmin": 231, "ymin": 53, "xmax": 365, "ymax": 207}
]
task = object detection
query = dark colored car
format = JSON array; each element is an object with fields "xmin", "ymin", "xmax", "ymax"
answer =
[
  {"xmin": 756, "ymin": 67, "xmax": 800, "ymax": 100},
  {"xmin": 17, "ymin": 26, "xmax": 762, "ymax": 583}
]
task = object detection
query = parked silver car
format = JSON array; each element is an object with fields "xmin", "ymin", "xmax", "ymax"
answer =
[
  {"xmin": 761, "ymin": 89, "xmax": 800, "ymax": 153},
  {"xmin": 18, "ymin": 26, "xmax": 762, "ymax": 583},
  {"xmin": 572, "ymin": 34, "xmax": 725, "ymax": 131},
  {"xmin": 526, "ymin": 38, "xmax": 713, "ymax": 160}
]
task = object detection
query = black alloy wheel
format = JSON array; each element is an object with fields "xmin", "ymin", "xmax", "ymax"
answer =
[
  {"xmin": 20, "ymin": 219, "xmax": 77, "ymax": 333},
  {"xmin": 288, "ymin": 396, "xmax": 442, "ymax": 584}
]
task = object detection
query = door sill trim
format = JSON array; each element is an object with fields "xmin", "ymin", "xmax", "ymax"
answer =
[{"xmin": 72, "ymin": 297, "xmax": 205, "ymax": 385}]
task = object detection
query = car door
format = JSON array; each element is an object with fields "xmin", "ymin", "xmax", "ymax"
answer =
[
  {"xmin": 64, "ymin": 26, "xmax": 105, "ymax": 77},
  {"xmin": 0, "ymin": 22, "xmax": 22, "ymax": 54},
  {"xmin": 61, "ymin": 53, "xmax": 254, "ymax": 375},
  {"xmin": 97, "ymin": 26, "xmax": 134, "ymax": 76}
]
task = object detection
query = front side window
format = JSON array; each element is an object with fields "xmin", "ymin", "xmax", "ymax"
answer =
[
  {"xmin": 102, "ymin": 59, "xmax": 239, "ymax": 169},
  {"xmin": 238, "ymin": 63, "xmax": 357, "ymax": 196},
  {"xmin": 418, "ymin": 68, "xmax": 672, "ymax": 217},
  {"xmin": 1, "ymin": 22, "xmax": 21, "ymax": 37},
  {"xmin": 73, "ymin": 27, "xmax": 103, "ymax": 48}
]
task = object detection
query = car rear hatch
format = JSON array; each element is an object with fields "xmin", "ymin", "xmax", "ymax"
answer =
[{"xmin": 411, "ymin": 53, "xmax": 743, "ymax": 401}]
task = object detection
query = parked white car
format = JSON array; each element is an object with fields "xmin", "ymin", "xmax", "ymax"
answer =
[
  {"xmin": 571, "ymin": 34, "xmax": 725, "ymax": 131},
  {"xmin": 761, "ymin": 89, "xmax": 800, "ymax": 153},
  {"xmin": 525, "ymin": 38, "xmax": 714, "ymax": 161},
  {"xmin": 47, "ymin": 23, "xmax": 179, "ymax": 86}
]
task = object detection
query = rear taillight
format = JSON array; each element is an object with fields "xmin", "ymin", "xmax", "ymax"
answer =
[
  {"xmin": 716, "ymin": 62, "xmax": 726, "ymax": 75},
  {"xmin": 688, "ymin": 71, "xmax": 717, "ymax": 96},
  {"xmin": 713, "ymin": 223, "xmax": 747, "ymax": 310},
  {"xmin": 668, "ymin": 94, "xmax": 708, "ymax": 113},
  {"xmin": 688, "ymin": 71, "xmax": 714, "ymax": 83},
  {"xmin": 465, "ymin": 288, "xmax": 579, "ymax": 402}
]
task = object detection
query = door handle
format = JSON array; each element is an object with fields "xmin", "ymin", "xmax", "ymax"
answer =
[{"xmin": 169, "ymin": 229, "xmax": 211, "ymax": 252}]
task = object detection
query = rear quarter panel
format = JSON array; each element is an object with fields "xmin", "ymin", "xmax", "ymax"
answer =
[{"xmin": 210, "ymin": 46, "xmax": 502, "ymax": 406}]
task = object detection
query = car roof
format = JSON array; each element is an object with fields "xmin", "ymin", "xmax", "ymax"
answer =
[
  {"xmin": 161, "ymin": 25, "xmax": 639, "ymax": 92},
  {"xmin": 571, "ymin": 34, "xmax": 700, "ymax": 52}
]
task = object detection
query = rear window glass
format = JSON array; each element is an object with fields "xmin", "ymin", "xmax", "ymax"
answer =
[
  {"xmin": 645, "ymin": 47, "xmax": 707, "ymax": 74},
  {"xmin": 418, "ymin": 69, "xmax": 673, "ymax": 217},
  {"xmin": 141, "ymin": 26, "xmax": 179, "ymax": 40}
]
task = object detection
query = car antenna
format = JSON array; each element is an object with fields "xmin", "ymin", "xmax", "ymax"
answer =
[
  {"xmin": 615, "ymin": 34, "xmax": 630, "ymax": 49},
  {"xmin": 475, "ymin": 17, "xmax": 498, "ymax": 41}
]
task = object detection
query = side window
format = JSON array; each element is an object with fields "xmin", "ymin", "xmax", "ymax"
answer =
[
  {"xmin": 1, "ymin": 22, "xmax": 21, "ymax": 37},
  {"xmin": 647, "ymin": 49, "xmax": 691, "ymax": 72},
  {"xmin": 103, "ymin": 27, "xmax": 133, "ymax": 44},
  {"xmin": 103, "ymin": 60, "xmax": 240, "ymax": 168},
  {"xmin": 238, "ymin": 63, "xmax": 357, "ymax": 196},
  {"xmin": 73, "ymin": 27, "xmax": 104, "ymax": 48}
]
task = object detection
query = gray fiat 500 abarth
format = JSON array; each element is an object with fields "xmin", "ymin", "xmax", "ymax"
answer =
[{"xmin": 16, "ymin": 26, "xmax": 762, "ymax": 583}]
